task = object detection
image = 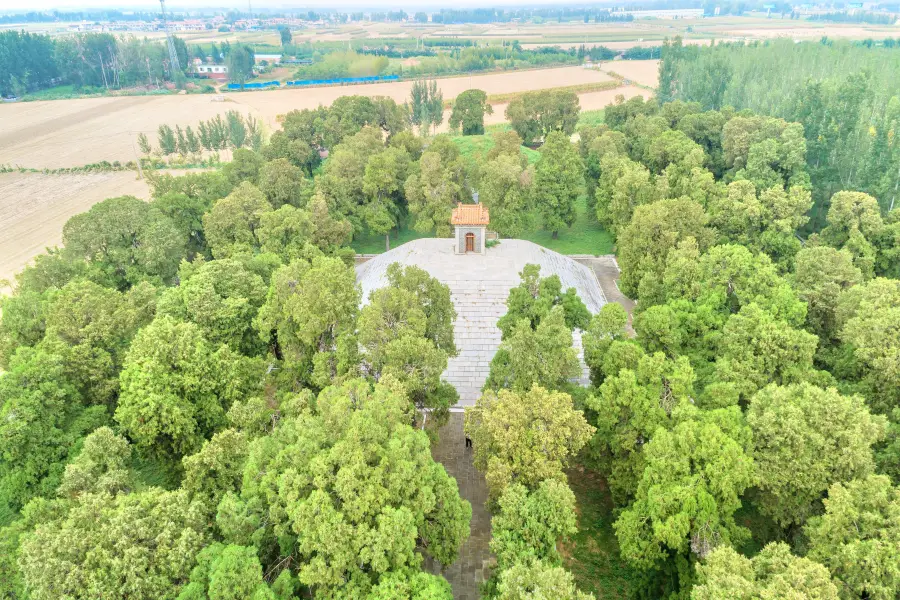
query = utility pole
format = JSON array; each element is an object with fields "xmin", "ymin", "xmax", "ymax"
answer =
[{"xmin": 159, "ymin": 0, "xmax": 180, "ymax": 75}]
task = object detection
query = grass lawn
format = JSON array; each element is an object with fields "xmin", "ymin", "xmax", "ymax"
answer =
[
  {"xmin": 351, "ymin": 222, "xmax": 433, "ymax": 254},
  {"xmin": 450, "ymin": 134, "xmax": 541, "ymax": 168},
  {"xmin": 520, "ymin": 196, "xmax": 614, "ymax": 255},
  {"xmin": 21, "ymin": 84, "xmax": 106, "ymax": 101},
  {"xmin": 563, "ymin": 467, "xmax": 637, "ymax": 599}
]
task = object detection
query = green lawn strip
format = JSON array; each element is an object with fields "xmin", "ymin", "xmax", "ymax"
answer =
[
  {"xmin": 449, "ymin": 134, "xmax": 540, "ymax": 168},
  {"xmin": 351, "ymin": 197, "xmax": 611, "ymax": 256},
  {"xmin": 351, "ymin": 222, "xmax": 432, "ymax": 254},
  {"xmin": 519, "ymin": 196, "xmax": 614, "ymax": 256},
  {"xmin": 562, "ymin": 467, "xmax": 637, "ymax": 599}
]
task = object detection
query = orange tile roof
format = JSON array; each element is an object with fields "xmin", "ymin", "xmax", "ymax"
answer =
[{"xmin": 451, "ymin": 203, "xmax": 490, "ymax": 226}]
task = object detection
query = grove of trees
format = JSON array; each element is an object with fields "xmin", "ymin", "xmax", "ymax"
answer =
[
  {"xmin": 2, "ymin": 62, "xmax": 900, "ymax": 599},
  {"xmin": 659, "ymin": 37, "xmax": 900, "ymax": 225},
  {"xmin": 0, "ymin": 30, "xmax": 192, "ymax": 96}
]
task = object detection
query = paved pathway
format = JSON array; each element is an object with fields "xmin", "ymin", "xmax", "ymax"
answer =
[
  {"xmin": 424, "ymin": 413, "xmax": 492, "ymax": 600},
  {"xmin": 356, "ymin": 239, "xmax": 606, "ymax": 406},
  {"xmin": 573, "ymin": 255, "xmax": 636, "ymax": 332}
]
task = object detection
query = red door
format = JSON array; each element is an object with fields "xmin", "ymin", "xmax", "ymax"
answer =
[{"xmin": 465, "ymin": 232, "xmax": 475, "ymax": 252}]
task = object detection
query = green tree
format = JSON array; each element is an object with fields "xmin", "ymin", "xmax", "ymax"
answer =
[
  {"xmin": 594, "ymin": 154, "xmax": 657, "ymax": 237},
  {"xmin": 532, "ymin": 131, "xmax": 584, "ymax": 238},
  {"xmin": 835, "ymin": 277, "xmax": 900, "ymax": 413},
  {"xmin": 222, "ymin": 148, "xmax": 263, "ymax": 185},
  {"xmin": 138, "ymin": 132, "xmax": 152, "ymax": 155},
  {"xmin": 257, "ymin": 158, "xmax": 305, "ymax": 208},
  {"xmin": 158, "ymin": 124, "xmax": 177, "ymax": 155},
  {"xmin": 747, "ymin": 383, "xmax": 886, "ymax": 528},
  {"xmin": 115, "ymin": 316, "xmax": 262, "ymax": 460},
  {"xmin": 256, "ymin": 205, "xmax": 317, "ymax": 262},
  {"xmin": 56, "ymin": 426, "xmax": 133, "ymax": 500},
  {"xmin": 408, "ymin": 79, "xmax": 443, "ymax": 135},
  {"xmin": 791, "ymin": 245, "xmax": 862, "ymax": 341},
  {"xmin": 486, "ymin": 307, "xmax": 581, "ymax": 394},
  {"xmin": 617, "ymin": 197, "xmax": 714, "ymax": 298},
  {"xmin": 614, "ymin": 410, "xmax": 754, "ymax": 568},
  {"xmin": 177, "ymin": 543, "xmax": 279, "ymax": 600},
  {"xmin": 203, "ymin": 182, "xmax": 273, "ymax": 259},
  {"xmin": 358, "ymin": 285, "xmax": 457, "ymax": 424},
  {"xmin": 307, "ymin": 194, "xmax": 354, "ymax": 254},
  {"xmin": 226, "ymin": 44, "xmax": 255, "ymax": 86},
  {"xmin": 496, "ymin": 559, "xmax": 594, "ymax": 600},
  {"xmin": 449, "ymin": 89, "xmax": 493, "ymax": 135},
  {"xmin": 263, "ymin": 130, "xmax": 319, "ymax": 175},
  {"xmin": 505, "ymin": 90, "xmax": 580, "ymax": 145},
  {"xmin": 216, "ymin": 380, "xmax": 468, "ymax": 597},
  {"xmin": 496, "ymin": 263, "xmax": 591, "ymax": 339},
  {"xmin": 713, "ymin": 303, "xmax": 819, "ymax": 401},
  {"xmin": 692, "ymin": 542, "xmax": 838, "ymax": 600},
  {"xmin": 254, "ymin": 256, "xmax": 360, "ymax": 387},
  {"xmin": 464, "ymin": 384, "xmax": 594, "ymax": 500},
  {"xmin": 152, "ymin": 192, "xmax": 215, "ymax": 257},
  {"xmin": 708, "ymin": 180, "xmax": 812, "ymax": 266},
  {"xmin": 316, "ymin": 127, "xmax": 386, "ymax": 233},
  {"xmin": 40, "ymin": 278, "xmax": 156, "ymax": 404},
  {"xmin": 806, "ymin": 475, "xmax": 900, "ymax": 600},
  {"xmin": 386, "ymin": 263, "xmax": 457, "ymax": 355},
  {"xmin": 0, "ymin": 348, "xmax": 102, "ymax": 509},
  {"xmin": 404, "ymin": 146, "xmax": 466, "ymax": 237},
  {"xmin": 367, "ymin": 569, "xmax": 453, "ymax": 599},
  {"xmin": 158, "ymin": 259, "xmax": 267, "ymax": 355},
  {"xmin": 182, "ymin": 429, "xmax": 248, "ymax": 509},
  {"xmin": 62, "ymin": 195, "xmax": 186, "ymax": 289},
  {"xmin": 362, "ymin": 146, "xmax": 411, "ymax": 251},
  {"xmin": 490, "ymin": 479, "xmax": 577, "ymax": 570},
  {"xmin": 278, "ymin": 26, "xmax": 292, "ymax": 47},
  {"xmin": 587, "ymin": 352, "xmax": 695, "ymax": 503},
  {"xmin": 581, "ymin": 302, "xmax": 629, "ymax": 386},
  {"xmin": 477, "ymin": 153, "xmax": 533, "ymax": 237},
  {"xmin": 19, "ymin": 488, "xmax": 210, "ymax": 600}
]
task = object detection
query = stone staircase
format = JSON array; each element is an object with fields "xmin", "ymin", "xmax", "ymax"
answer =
[{"xmin": 355, "ymin": 239, "xmax": 605, "ymax": 407}]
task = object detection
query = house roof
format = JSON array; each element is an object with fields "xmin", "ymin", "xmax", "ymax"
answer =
[{"xmin": 451, "ymin": 203, "xmax": 489, "ymax": 226}]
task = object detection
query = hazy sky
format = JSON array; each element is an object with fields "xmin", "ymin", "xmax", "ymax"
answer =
[{"xmin": 8, "ymin": 0, "xmax": 544, "ymax": 10}]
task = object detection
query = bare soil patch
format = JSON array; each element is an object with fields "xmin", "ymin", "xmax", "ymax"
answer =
[{"xmin": 599, "ymin": 60, "xmax": 660, "ymax": 88}]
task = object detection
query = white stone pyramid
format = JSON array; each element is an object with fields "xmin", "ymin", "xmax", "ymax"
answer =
[{"xmin": 356, "ymin": 239, "xmax": 606, "ymax": 406}]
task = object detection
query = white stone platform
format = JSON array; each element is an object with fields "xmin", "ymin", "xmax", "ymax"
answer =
[{"xmin": 355, "ymin": 239, "xmax": 606, "ymax": 406}]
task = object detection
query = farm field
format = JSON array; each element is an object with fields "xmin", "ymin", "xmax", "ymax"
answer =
[
  {"xmin": 598, "ymin": 60, "xmax": 660, "ymax": 87},
  {"xmin": 0, "ymin": 171, "xmax": 151, "ymax": 289},
  {"xmin": 0, "ymin": 65, "xmax": 636, "ymax": 169}
]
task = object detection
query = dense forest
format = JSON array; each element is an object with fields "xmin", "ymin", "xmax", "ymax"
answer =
[
  {"xmin": 1, "ymin": 69, "xmax": 900, "ymax": 600},
  {"xmin": 0, "ymin": 30, "xmax": 193, "ymax": 96},
  {"xmin": 659, "ymin": 37, "xmax": 900, "ymax": 226}
]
